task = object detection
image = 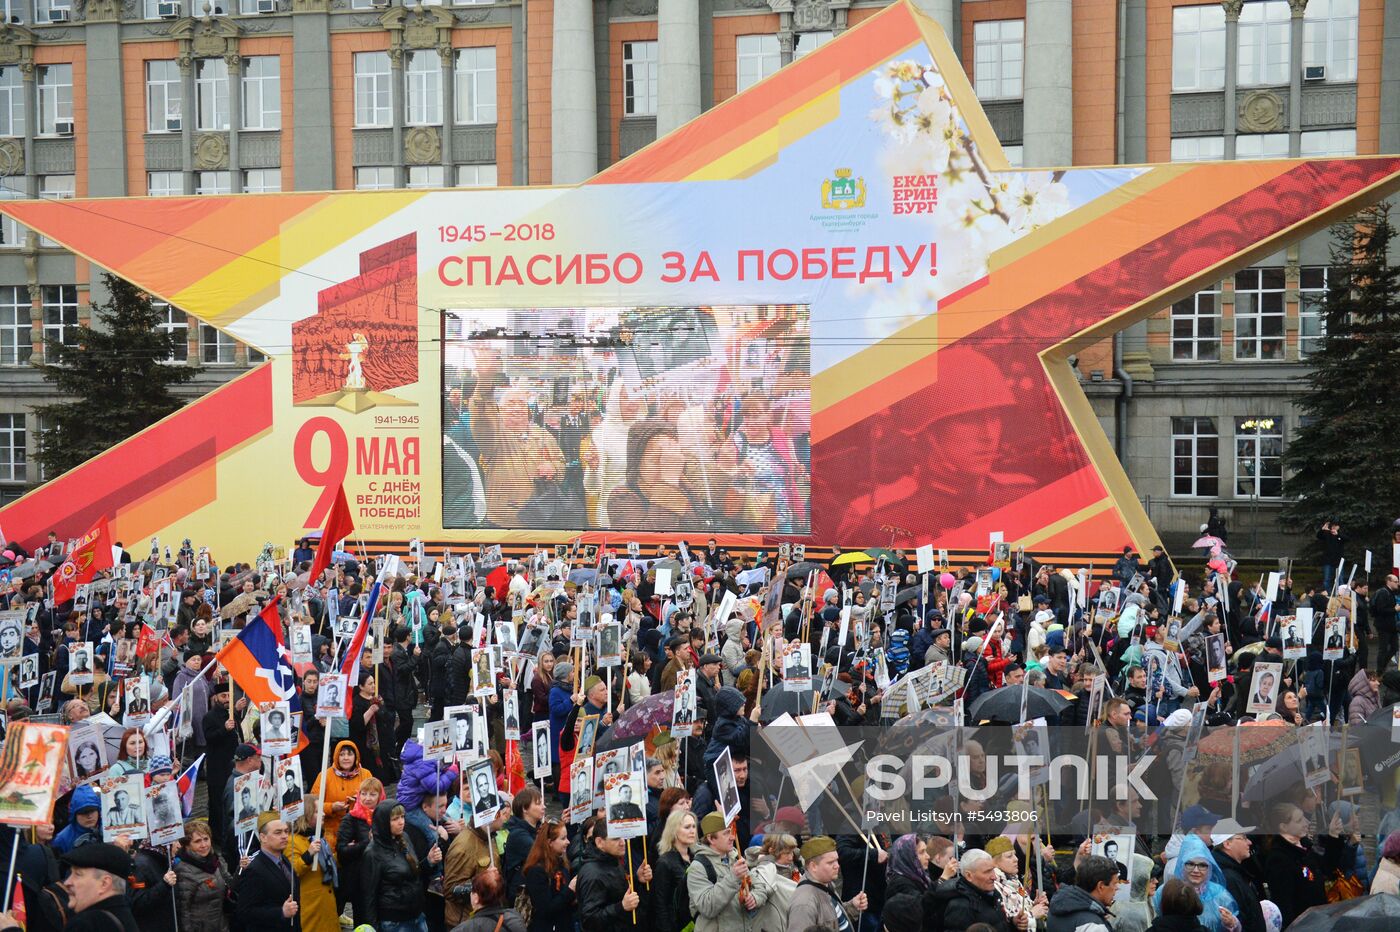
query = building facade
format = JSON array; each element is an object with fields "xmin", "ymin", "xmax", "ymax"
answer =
[{"xmin": 0, "ymin": 0, "xmax": 1391, "ymax": 554}]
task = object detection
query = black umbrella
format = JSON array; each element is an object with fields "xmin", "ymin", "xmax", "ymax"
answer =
[
  {"xmin": 894, "ymin": 586, "xmax": 924, "ymax": 607},
  {"xmin": 759, "ymin": 687, "xmax": 818, "ymax": 722},
  {"xmin": 968, "ymin": 685, "xmax": 1074, "ymax": 724},
  {"xmin": 1289, "ymin": 893, "xmax": 1400, "ymax": 932},
  {"xmin": 785, "ymin": 562, "xmax": 824, "ymax": 581}
]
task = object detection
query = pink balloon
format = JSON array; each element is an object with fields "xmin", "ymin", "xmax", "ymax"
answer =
[{"xmin": 939, "ymin": 572, "xmax": 956, "ymax": 590}]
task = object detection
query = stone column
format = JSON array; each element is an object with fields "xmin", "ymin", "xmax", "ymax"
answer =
[
  {"xmin": 227, "ymin": 53, "xmax": 242, "ymax": 192},
  {"xmin": 550, "ymin": 0, "xmax": 597, "ymax": 182},
  {"xmin": 291, "ymin": 0, "xmax": 335, "ymax": 190},
  {"xmin": 440, "ymin": 44, "xmax": 454, "ymax": 182},
  {"xmin": 1288, "ymin": 0, "xmax": 1306, "ymax": 155},
  {"xmin": 656, "ymin": 0, "xmax": 701, "ymax": 136},
  {"xmin": 1023, "ymin": 0, "xmax": 1073, "ymax": 166},
  {"xmin": 180, "ymin": 55, "xmax": 195, "ymax": 193},
  {"xmin": 910, "ymin": 0, "xmax": 955, "ymax": 52},
  {"xmin": 1123, "ymin": 0, "xmax": 1148, "ymax": 163},
  {"xmin": 390, "ymin": 46, "xmax": 405, "ymax": 187},
  {"xmin": 1223, "ymin": 0, "xmax": 1242, "ymax": 158},
  {"xmin": 1383, "ymin": 0, "xmax": 1400, "ymax": 152},
  {"xmin": 83, "ymin": 21, "xmax": 125, "ymax": 197}
]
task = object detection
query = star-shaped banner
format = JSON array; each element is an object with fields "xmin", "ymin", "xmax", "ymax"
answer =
[{"xmin": 0, "ymin": 1, "xmax": 1395, "ymax": 559}]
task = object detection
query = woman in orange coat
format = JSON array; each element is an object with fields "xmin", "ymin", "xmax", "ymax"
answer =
[{"xmin": 308, "ymin": 740, "xmax": 370, "ymax": 849}]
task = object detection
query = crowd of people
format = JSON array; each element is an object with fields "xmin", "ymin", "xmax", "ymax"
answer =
[{"xmin": 0, "ymin": 523, "xmax": 1396, "ymax": 932}]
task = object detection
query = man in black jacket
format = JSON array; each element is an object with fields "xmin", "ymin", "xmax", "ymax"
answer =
[
  {"xmin": 388, "ymin": 626, "xmax": 418, "ymax": 763},
  {"xmin": 128, "ymin": 845, "xmax": 176, "ymax": 932},
  {"xmin": 235, "ymin": 817, "xmax": 301, "ymax": 932},
  {"xmin": 930, "ymin": 849, "xmax": 1017, "ymax": 931},
  {"xmin": 13, "ymin": 843, "xmax": 140, "ymax": 932},
  {"xmin": 428, "ymin": 624, "xmax": 456, "ymax": 722},
  {"xmin": 501, "ymin": 787, "xmax": 544, "ymax": 897},
  {"xmin": 575, "ymin": 820, "xmax": 652, "ymax": 932},
  {"xmin": 446, "ymin": 638, "xmax": 472, "ymax": 707},
  {"xmin": 1372, "ymin": 575, "xmax": 1398, "ymax": 673},
  {"xmin": 1213, "ymin": 826, "xmax": 1265, "ymax": 932}
]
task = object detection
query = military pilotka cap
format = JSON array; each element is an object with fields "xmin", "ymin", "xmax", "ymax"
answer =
[
  {"xmin": 61, "ymin": 842, "xmax": 132, "ymax": 878},
  {"xmin": 699, "ymin": 812, "xmax": 728, "ymax": 837}
]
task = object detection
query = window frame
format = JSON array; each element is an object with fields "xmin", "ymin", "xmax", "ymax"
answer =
[
  {"xmin": 622, "ymin": 40, "xmax": 657, "ymax": 117},
  {"xmin": 0, "ymin": 66, "xmax": 24, "ymax": 138},
  {"xmin": 195, "ymin": 58, "xmax": 230, "ymax": 132},
  {"xmin": 199, "ymin": 323, "xmax": 235, "ymax": 364},
  {"xmin": 736, "ymin": 34, "xmax": 779, "ymax": 94},
  {"xmin": 1234, "ymin": 416, "xmax": 1284, "ymax": 499},
  {"xmin": 972, "ymin": 18, "xmax": 1025, "ymax": 101},
  {"xmin": 355, "ymin": 166, "xmax": 395, "ymax": 190},
  {"xmin": 1171, "ymin": 416, "xmax": 1219, "ymax": 498},
  {"xmin": 36, "ymin": 63, "xmax": 72, "ymax": 137},
  {"xmin": 1170, "ymin": 283, "xmax": 1222, "ymax": 361},
  {"xmin": 153, "ymin": 301, "xmax": 188, "ymax": 363},
  {"xmin": 1169, "ymin": 136, "xmax": 1225, "ymax": 162},
  {"xmin": 1298, "ymin": 265, "xmax": 1328, "ymax": 359},
  {"xmin": 241, "ymin": 55, "xmax": 281, "ymax": 131},
  {"xmin": 1303, "ymin": 0, "xmax": 1358, "ymax": 83},
  {"xmin": 40, "ymin": 284, "xmax": 77, "ymax": 360},
  {"xmin": 1172, "ymin": 4, "xmax": 1227, "ymax": 92},
  {"xmin": 453, "ymin": 46, "xmax": 497, "ymax": 125},
  {"xmin": 243, "ymin": 169, "xmax": 281, "ymax": 193},
  {"xmin": 0, "ymin": 287, "xmax": 30, "ymax": 366},
  {"xmin": 1237, "ymin": 0, "xmax": 1292, "ymax": 88},
  {"xmin": 405, "ymin": 49, "xmax": 443, "ymax": 127},
  {"xmin": 455, "ymin": 163, "xmax": 497, "ymax": 188},
  {"xmin": 145, "ymin": 59, "xmax": 183, "ymax": 134},
  {"xmin": 0, "ymin": 413, "xmax": 25, "ymax": 484},
  {"xmin": 353, "ymin": 52, "xmax": 392, "ymax": 128},
  {"xmin": 1232, "ymin": 267, "xmax": 1287, "ymax": 361}
]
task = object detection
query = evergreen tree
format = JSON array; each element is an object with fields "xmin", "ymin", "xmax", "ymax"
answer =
[
  {"xmin": 33, "ymin": 273, "xmax": 195, "ymax": 480},
  {"xmin": 1281, "ymin": 204, "xmax": 1400, "ymax": 556}
]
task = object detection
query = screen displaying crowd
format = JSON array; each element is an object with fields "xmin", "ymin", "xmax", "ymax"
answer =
[{"xmin": 441, "ymin": 305, "xmax": 812, "ymax": 534}]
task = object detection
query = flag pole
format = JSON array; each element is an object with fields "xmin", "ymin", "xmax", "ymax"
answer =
[
  {"xmin": 311, "ymin": 719, "xmax": 333, "ymax": 871},
  {"xmin": 1, "ymin": 831, "xmax": 17, "ymax": 912}
]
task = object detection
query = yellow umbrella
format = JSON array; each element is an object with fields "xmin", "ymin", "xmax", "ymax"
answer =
[{"xmin": 830, "ymin": 551, "xmax": 874, "ymax": 566}]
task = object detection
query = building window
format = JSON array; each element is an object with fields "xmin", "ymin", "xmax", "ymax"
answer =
[
  {"xmin": 454, "ymin": 47, "xmax": 496, "ymax": 124},
  {"xmin": 41, "ymin": 284, "xmax": 77, "ymax": 359},
  {"xmin": 406, "ymin": 49, "xmax": 442, "ymax": 126},
  {"xmin": 354, "ymin": 52, "xmax": 391, "ymax": 128},
  {"xmin": 1170, "ymin": 136, "xmax": 1225, "ymax": 162},
  {"xmin": 144, "ymin": 0, "xmax": 190, "ymax": 16},
  {"xmin": 36, "ymin": 64, "xmax": 71, "ymax": 136},
  {"xmin": 147, "ymin": 171, "xmax": 182, "ymax": 196},
  {"xmin": 1235, "ymin": 133, "xmax": 1289, "ymax": 159},
  {"xmin": 736, "ymin": 34, "xmax": 779, "ymax": 93},
  {"xmin": 37, "ymin": 175, "xmax": 72, "ymax": 247},
  {"xmin": 355, "ymin": 166, "xmax": 394, "ymax": 190},
  {"xmin": 622, "ymin": 41, "xmax": 657, "ymax": 117},
  {"xmin": 794, "ymin": 31, "xmax": 832, "ymax": 58},
  {"xmin": 0, "ymin": 414, "xmax": 24, "ymax": 483},
  {"xmin": 0, "ymin": 67, "xmax": 23, "ymax": 137},
  {"xmin": 247, "ymin": 346, "xmax": 266, "ymax": 364},
  {"xmin": 1238, "ymin": 0, "xmax": 1290, "ymax": 87},
  {"xmin": 196, "ymin": 58, "xmax": 229, "ymax": 131},
  {"xmin": 1235, "ymin": 416, "xmax": 1283, "ymax": 498},
  {"xmin": 153, "ymin": 301, "xmax": 187, "ymax": 362},
  {"xmin": 1233, "ymin": 267, "xmax": 1286, "ymax": 360},
  {"xmin": 456, "ymin": 163, "xmax": 497, "ymax": 187},
  {"xmin": 242, "ymin": 56, "xmax": 280, "ymax": 131},
  {"xmin": 1172, "ymin": 5, "xmax": 1226, "ymax": 91},
  {"xmin": 243, "ymin": 169, "xmax": 281, "ymax": 193},
  {"xmin": 0, "ymin": 0, "xmax": 22, "ymax": 22},
  {"xmin": 1304, "ymin": 0, "xmax": 1358, "ymax": 82},
  {"xmin": 33, "ymin": 0, "xmax": 67, "ymax": 23},
  {"xmin": 1300, "ymin": 129, "xmax": 1356, "ymax": 157},
  {"xmin": 0, "ymin": 287, "xmax": 30, "ymax": 365},
  {"xmin": 407, "ymin": 165, "xmax": 443, "ymax": 189},
  {"xmin": 1171, "ymin": 283, "xmax": 1221, "ymax": 361},
  {"xmin": 973, "ymin": 19, "xmax": 1024, "ymax": 100},
  {"xmin": 1171, "ymin": 417, "xmax": 1219, "ymax": 498},
  {"xmin": 1299, "ymin": 265, "xmax": 1328, "ymax": 358},
  {"xmin": 0, "ymin": 189, "xmax": 22, "ymax": 249},
  {"xmin": 200, "ymin": 324, "xmax": 234, "ymax": 364},
  {"xmin": 196, "ymin": 171, "xmax": 230, "ymax": 195},
  {"xmin": 146, "ymin": 60, "xmax": 182, "ymax": 133}
]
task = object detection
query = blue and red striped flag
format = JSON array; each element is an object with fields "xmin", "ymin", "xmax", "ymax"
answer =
[{"xmin": 177, "ymin": 753, "xmax": 205, "ymax": 817}]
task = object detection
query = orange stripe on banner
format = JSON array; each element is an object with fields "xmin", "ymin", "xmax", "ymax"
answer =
[
  {"xmin": 112, "ymin": 459, "xmax": 218, "ymax": 544},
  {"xmin": 927, "ymin": 465, "xmax": 1109, "ymax": 549},
  {"xmin": 1029, "ymin": 504, "xmax": 1136, "ymax": 555},
  {"xmin": 0, "ymin": 194, "xmax": 328, "ymax": 304},
  {"xmin": 592, "ymin": 2, "xmax": 920, "ymax": 184},
  {"xmin": 811, "ymin": 161, "xmax": 1298, "ymax": 443}
]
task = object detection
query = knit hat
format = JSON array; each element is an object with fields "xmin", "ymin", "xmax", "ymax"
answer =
[
  {"xmin": 984, "ymin": 836, "xmax": 1014, "ymax": 858},
  {"xmin": 553, "ymin": 661, "xmax": 573, "ymax": 685},
  {"xmin": 800, "ymin": 836, "xmax": 837, "ymax": 862},
  {"xmin": 700, "ymin": 812, "xmax": 728, "ymax": 838},
  {"xmin": 962, "ymin": 636, "xmax": 983, "ymax": 655},
  {"xmin": 148, "ymin": 755, "xmax": 174, "ymax": 775}
]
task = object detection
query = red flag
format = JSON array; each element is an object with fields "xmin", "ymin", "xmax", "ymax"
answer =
[
  {"xmin": 485, "ymin": 564, "xmax": 509, "ymax": 599},
  {"xmin": 504, "ymin": 739, "xmax": 526, "ymax": 795},
  {"xmin": 135, "ymin": 624, "xmax": 162, "ymax": 659},
  {"xmin": 307, "ymin": 485, "xmax": 354, "ymax": 589},
  {"xmin": 11, "ymin": 875, "xmax": 24, "ymax": 929},
  {"xmin": 52, "ymin": 517, "xmax": 113, "ymax": 605}
]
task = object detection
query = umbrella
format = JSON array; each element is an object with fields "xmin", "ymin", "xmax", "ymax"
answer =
[
  {"xmin": 1191, "ymin": 535, "xmax": 1225, "ymax": 550},
  {"xmin": 866, "ymin": 548, "xmax": 906, "ymax": 567},
  {"xmin": 597, "ymin": 692, "xmax": 673, "ymax": 747},
  {"xmin": 652, "ymin": 558, "xmax": 684, "ymax": 576},
  {"xmin": 1289, "ymin": 893, "xmax": 1400, "ymax": 932},
  {"xmin": 830, "ymin": 551, "xmax": 873, "ymax": 567},
  {"xmin": 968, "ymin": 685, "xmax": 1073, "ymax": 724},
  {"xmin": 785, "ymin": 562, "xmax": 825, "ymax": 580},
  {"xmin": 894, "ymin": 586, "xmax": 923, "ymax": 607},
  {"xmin": 567, "ymin": 568, "xmax": 598, "ymax": 585},
  {"xmin": 1195, "ymin": 720, "xmax": 1295, "ymax": 764},
  {"xmin": 759, "ymin": 687, "xmax": 818, "ymax": 722}
]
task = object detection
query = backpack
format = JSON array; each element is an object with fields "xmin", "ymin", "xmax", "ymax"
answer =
[{"xmin": 679, "ymin": 854, "xmax": 719, "ymax": 932}]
